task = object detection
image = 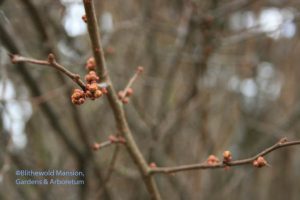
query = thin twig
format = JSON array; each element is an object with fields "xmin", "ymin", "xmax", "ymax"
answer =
[
  {"xmin": 149, "ymin": 138, "xmax": 300, "ymax": 174},
  {"xmin": 9, "ymin": 53, "xmax": 86, "ymax": 90},
  {"xmin": 120, "ymin": 66, "xmax": 143, "ymax": 100},
  {"xmin": 92, "ymin": 135, "xmax": 126, "ymax": 151}
]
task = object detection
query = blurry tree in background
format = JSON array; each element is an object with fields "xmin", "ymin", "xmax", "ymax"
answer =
[{"xmin": 1, "ymin": 0, "xmax": 300, "ymax": 199}]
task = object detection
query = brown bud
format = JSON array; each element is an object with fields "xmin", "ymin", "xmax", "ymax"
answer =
[
  {"xmin": 92, "ymin": 143, "xmax": 101, "ymax": 151},
  {"xmin": 87, "ymin": 83, "xmax": 98, "ymax": 92},
  {"xmin": 101, "ymin": 87, "xmax": 108, "ymax": 94},
  {"xmin": 94, "ymin": 90, "xmax": 102, "ymax": 98},
  {"xmin": 82, "ymin": 15, "xmax": 87, "ymax": 23},
  {"xmin": 109, "ymin": 135, "xmax": 118, "ymax": 143},
  {"xmin": 118, "ymin": 136, "xmax": 126, "ymax": 144},
  {"xmin": 149, "ymin": 162, "xmax": 157, "ymax": 168},
  {"xmin": 223, "ymin": 150, "xmax": 232, "ymax": 162},
  {"xmin": 118, "ymin": 91, "xmax": 125, "ymax": 99},
  {"xmin": 86, "ymin": 57, "xmax": 96, "ymax": 71},
  {"xmin": 207, "ymin": 155, "xmax": 219, "ymax": 165},
  {"xmin": 78, "ymin": 98, "xmax": 85, "ymax": 104},
  {"xmin": 85, "ymin": 71, "xmax": 99, "ymax": 83},
  {"xmin": 122, "ymin": 97, "xmax": 129, "ymax": 104},
  {"xmin": 126, "ymin": 88, "xmax": 133, "ymax": 97},
  {"xmin": 71, "ymin": 89, "xmax": 85, "ymax": 105},
  {"xmin": 253, "ymin": 156, "xmax": 267, "ymax": 168},
  {"xmin": 73, "ymin": 89, "xmax": 82, "ymax": 93},
  {"xmin": 137, "ymin": 66, "xmax": 144, "ymax": 73},
  {"xmin": 85, "ymin": 90, "xmax": 92, "ymax": 98}
]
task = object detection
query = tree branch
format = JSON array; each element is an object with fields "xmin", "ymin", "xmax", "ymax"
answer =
[
  {"xmin": 82, "ymin": 1, "xmax": 162, "ymax": 199},
  {"xmin": 119, "ymin": 66, "xmax": 143, "ymax": 100},
  {"xmin": 149, "ymin": 138, "xmax": 300, "ymax": 174},
  {"xmin": 9, "ymin": 53, "xmax": 86, "ymax": 90},
  {"xmin": 92, "ymin": 135, "xmax": 126, "ymax": 151}
]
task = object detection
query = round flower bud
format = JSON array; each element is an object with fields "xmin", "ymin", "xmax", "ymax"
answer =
[{"xmin": 94, "ymin": 90, "xmax": 102, "ymax": 98}]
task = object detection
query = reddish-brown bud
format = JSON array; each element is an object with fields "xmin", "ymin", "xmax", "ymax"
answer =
[
  {"xmin": 92, "ymin": 143, "xmax": 101, "ymax": 151},
  {"xmin": 85, "ymin": 71, "xmax": 99, "ymax": 83},
  {"xmin": 101, "ymin": 87, "xmax": 108, "ymax": 94},
  {"xmin": 118, "ymin": 91, "xmax": 125, "ymax": 99},
  {"xmin": 87, "ymin": 83, "xmax": 98, "ymax": 92},
  {"xmin": 223, "ymin": 150, "xmax": 232, "ymax": 162},
  {"xmin": 207, "ymin": 155, "xmax": 219, "ymax": 165},
  {"xmin": 122, "ymin": 97, "xmax": 129, "ymax": 104},
  {"xmin": 78, "ymin": 98, "xmax": 85, "ymax": 104},
  {"xmin": 71, "ymin": 89, "xmax": 86, "ymax": 105},
  {"xmin": 94, "ymin": 90, "xmax": 102, "ymax": 98},
  {"xmin": 109, "ymin": 135, "xmax": 118, "ymax": 143},
  {"xmin": 149, "ymin": 162, "xmax": 157, "ymax": 168},
  {"xmin": 253, "ymin": 156, "xmax": 267, "ymax": 168},
  {"xmin": 85, "ymin": 57, "xmax": 96, "ymax": 71},
  {"xmin": 82, "ymin": 15, "xmax": 87, "ymax": 23},
  {"xmin": 137, "ymin": 66, "xmax": 144, "ymax": 73},
  {"xmin": 118, "ymin": 136, "xmax": 126, "ymax": 144},
  {"xmin": 85, "ymin": 90, "xmax": 92, "ymax": 98},
  {"xmin": 126, "ymin": 88, "xmax": 133, "ymax": 97}
]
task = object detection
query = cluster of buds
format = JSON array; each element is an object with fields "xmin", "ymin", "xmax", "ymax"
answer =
[
  {"xmin": 253, "ymin": 156, "xmax": 268, "ymax": 168},
  {"xmin": 206, "ymin": 155, "xmax": 220, "ymax": 165},
  {"xmin": 118, "ymin": 88, "xmax": 134, "ymax": 104},
  {"xmin": 71, "ymin": 57, "xmax": 107, "ymax": 105},
  {"xmin": 85, "ymin": 70, "xmax": 103, "ymax": 100},
  {"xmin": 71, "ymin": 89, "xmax": 86, "ymax": 105},
  {"xmin": 222, "ymin": 150, "xmax": 232, "ymax": 163}
]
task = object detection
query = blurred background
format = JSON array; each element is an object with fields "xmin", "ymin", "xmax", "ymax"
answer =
[{"xmin": 1, "ymin": 0, "xmax": 300, "ymax": 199}]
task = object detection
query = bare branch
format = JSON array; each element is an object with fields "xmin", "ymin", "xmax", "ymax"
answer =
[
  {"xmin": 119, "ymin": 66, "xmax": 144, "ymax": 100},
  {"xmin": 149, "ymin": 138, "xmax": 300, "ymax": 174},
  {"xmin": 92, "ymin": 135, "xmax": 126, "ymax": 151},
  {"xmin": 9, "ymin": 53, "xmax": 86, "ymax": 90}
]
